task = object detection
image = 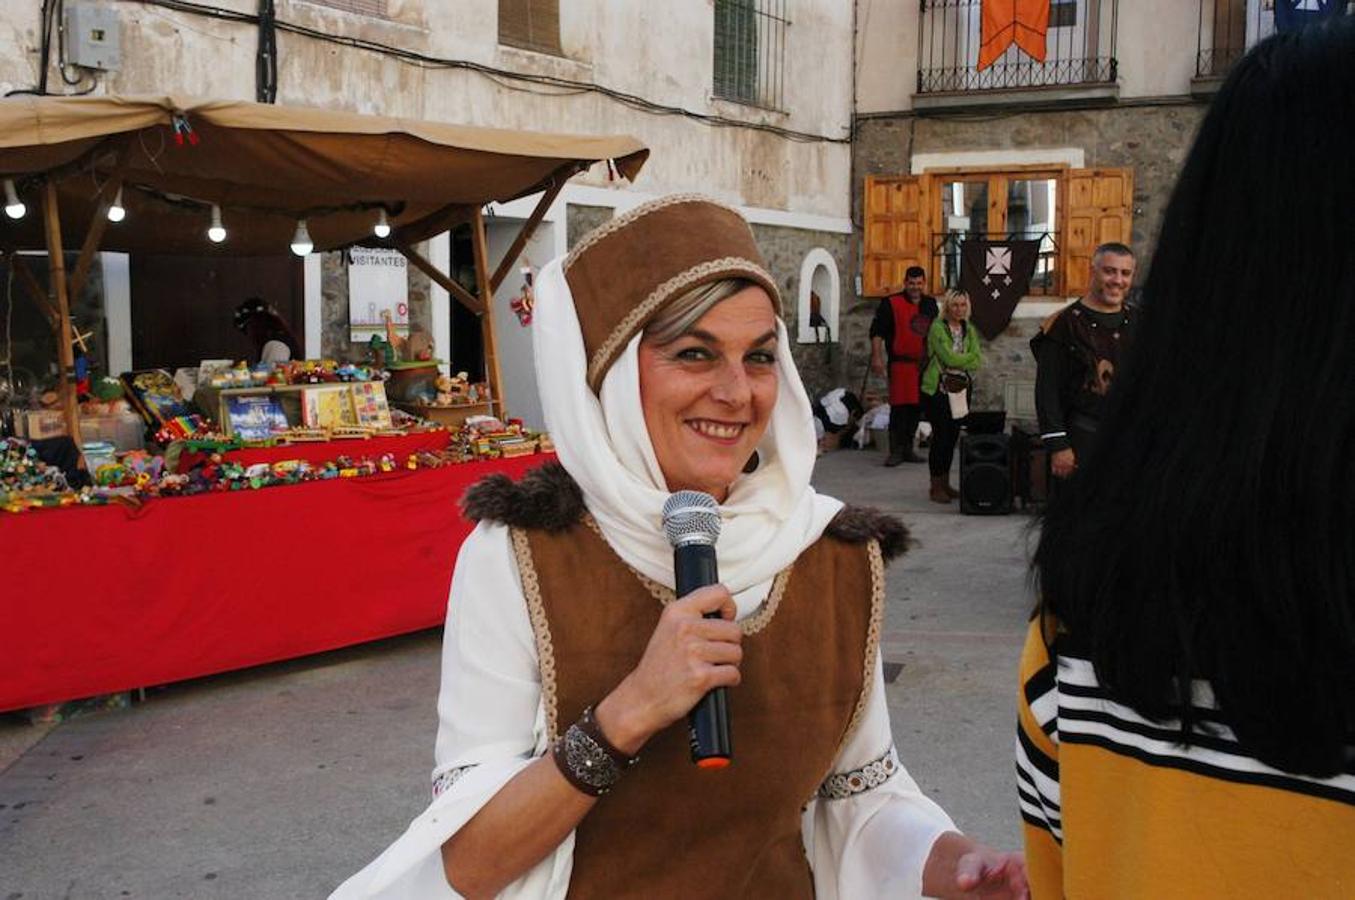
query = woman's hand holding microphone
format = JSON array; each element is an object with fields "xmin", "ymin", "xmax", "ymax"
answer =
[{"xmin": 594, "ymin": 585, "xmax": 743, "ymax": 756}]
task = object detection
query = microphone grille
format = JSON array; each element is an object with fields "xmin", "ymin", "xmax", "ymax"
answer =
[{"xmin": 661, "ymin": 490, "xmax": 722, "ymax": 547}]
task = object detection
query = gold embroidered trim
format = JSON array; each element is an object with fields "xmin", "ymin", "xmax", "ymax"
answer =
[
  {"xmin": 581, "ymin": 513, "xmax": 790, "ymax": 634},
  {"xmin": 562, "ymin": 193, "xmax": 749, "ymax": 273},
  {"xmin": 585, "ymin": 255, "xmax": 778, "ymax": 390},
  {"xmin": 838, "ymin": 540, "xmax": 886, "ymax": 750},
  {"xmin": 510, "ymin": 527, "xmax": 561, "ymax": 741},
  {"xmin": 738, "ymin": 565, "xmax": 792, "ymax": 635}
]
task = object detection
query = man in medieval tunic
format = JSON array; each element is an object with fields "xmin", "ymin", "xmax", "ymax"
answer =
[
  {"xmin": 870, "ymin": 266, "xmax": 939, "ymax": 466},
  {"xmin": 1032, "ymin": 242, "xmax": 1138, "ymax": 480}
]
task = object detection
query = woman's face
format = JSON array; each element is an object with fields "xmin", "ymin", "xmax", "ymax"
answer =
[
  {"xmin": 948, "ymin": 296, "xmax": 971, "ymax": 322},
  {"xmin": 638, "ymin": 286, "xmax": 779, "ymax": 503}
]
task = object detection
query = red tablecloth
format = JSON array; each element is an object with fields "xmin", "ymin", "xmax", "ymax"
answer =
[
  {"xmin": 0, "ymin": 453, "xmax": 548, "ymax": 712},
  {"xmin": 172, "ymin": 430, "xmax": 450, "ymax": 473}
]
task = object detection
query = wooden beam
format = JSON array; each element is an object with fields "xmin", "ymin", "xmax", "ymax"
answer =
[
  {"xmin": 470, "ymin": 209, "xmax": 506, "ymax": 420},
  {"xmin": 395, "ymin": 242, "xmax": 483, "ymax": 316},
  {"xmin": 42, "ymin": 180, "xmax": 81, "ymax": 444},
  {"xmin": 6, "ymin": 252, "xmax": 60, "ymax": 331},
  {"xmin": 67, "ymin": 139, "xmax": 133, "ymax": 302},
  {"xmin": 67, "ymin": 174, "xmax": 123, "ymax": 303},
  {"xmin": 488, "ymin": 179, "xmax": 565, "ymax": 293}
]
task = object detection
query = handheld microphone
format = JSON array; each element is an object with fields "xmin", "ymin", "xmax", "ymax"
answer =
[{"xmin": 661, "ymin": 490, "xmax": 732, "ymax": 769}]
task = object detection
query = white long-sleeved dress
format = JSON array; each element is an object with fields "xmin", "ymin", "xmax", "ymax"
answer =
[{"xmin": 330, "ymin": 522, "xmax": 955, "ymax": 899}]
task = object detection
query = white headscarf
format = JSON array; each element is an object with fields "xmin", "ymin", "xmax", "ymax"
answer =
[{"xmin": 532, "ymin": 256, "xmax": 843, "ymax": 597}]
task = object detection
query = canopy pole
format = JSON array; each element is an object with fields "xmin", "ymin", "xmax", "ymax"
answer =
[
  {"xmin": 67, "ymin": 174, "xmax": 123, "ymax": 303},
  {"xmin": 488, "ymin": 179, "xmax": 565, "ymax": 293},
  {"xmin": 396, "ymin": 242, "xmax": 483, "ymax": 316},
  {"xmin": 41, "ymin": 180, "xmax": 81, "ymax": 444},
  {"xmin": 470, "ymin": 209, "xmax": 506, "ymax": 421}
]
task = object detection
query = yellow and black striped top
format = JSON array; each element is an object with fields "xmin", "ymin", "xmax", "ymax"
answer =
[{"xmin": 1016, "ymin": 620, "xmax": 1355, "ymax": 899}]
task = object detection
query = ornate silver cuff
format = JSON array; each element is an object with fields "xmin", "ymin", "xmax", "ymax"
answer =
[{"xmin": 551, "ymin": 705, "xmax": 639, "ymax": 797}]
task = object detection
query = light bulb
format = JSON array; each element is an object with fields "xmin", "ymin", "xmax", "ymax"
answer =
[
  {"xmin": 3, "ymin": 179, "xmax": 25, "ymax": 220},
  {"xmin": 207, "ymin": 204, "xmax": 226, "ymax": 243},
  {"xmin": 290, "ymin": 219, "xmax": 313, "ymax": 256},
  {"xmin": 373, "ymin": 209, "xmax": 391, "ymax": 239},
  {"xmin": 106, "ymin": 187, "xmax": 126, "ymax": 223}
]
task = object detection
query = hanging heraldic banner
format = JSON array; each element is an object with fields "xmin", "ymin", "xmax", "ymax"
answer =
[
  {"xmin": 349, "ymin": 247, "xmax": 410, "ymax": 342},
  {"xmin": 959, "ymin": 239, "xmax": 1041, "ymax": 340}
]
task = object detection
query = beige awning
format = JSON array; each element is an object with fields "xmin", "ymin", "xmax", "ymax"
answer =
[{"xmin": 0, "ymin": 95, "xmax": 649, "ymax": 256}]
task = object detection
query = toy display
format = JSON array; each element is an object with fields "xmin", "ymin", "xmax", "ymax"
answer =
[
  {"xmin": 432, "ymin": 372, "xmax": 470, "ymax": 406},
  {"xmin": 2, "ymin": 421, "xmax": 556, "ymax": 514},
  {"xmin": 300, "ymin": 385, "xmax": 357, "ymax": 430},
  {"xmin": 1, "ymin": 437, "xmax": 70, "ymax": 495},
  {"xmin": 121, "ymin": 369, "xmax": 196, "ymax": 427},
  {"xmin": 350, "ymin": 381, "xmax": 393, "ymax": 429},
  {"xmin": 224, "ymin": 395, "xmax": 290, "ymax": 440},
  {"xmin": 204, "ymin": 359, "xmax": 381, "ymax": 390}
]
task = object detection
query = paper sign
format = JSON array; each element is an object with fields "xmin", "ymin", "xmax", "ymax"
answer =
[{"xmin": 349, "ymin": 248, "xmax": 410, "ymax": 341}]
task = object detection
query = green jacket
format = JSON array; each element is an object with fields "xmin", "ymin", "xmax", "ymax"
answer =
[{"xmin": 921, "ymin": 317, "xmax": 982, "ymax": 396}]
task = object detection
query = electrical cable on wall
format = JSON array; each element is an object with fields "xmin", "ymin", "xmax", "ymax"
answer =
[
  {"xmin": 4, "ymin": 0, "xmax": 101, "ymax": 97},
  {"xmin": 255, "ymin": 0, "xmax": 278, "ymax": 104},
  {"xmin": 112, "ymin": 0, "xmax": 851, "ymax": 144}
]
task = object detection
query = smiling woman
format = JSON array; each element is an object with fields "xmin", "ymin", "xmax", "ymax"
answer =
[
  {"xmin": 638, "ymin": 282, "xmax": 780, "ymax": 501},
  {"xmin": 331, "ymin": 195, "xmax": 1027, "ymax": 900}
]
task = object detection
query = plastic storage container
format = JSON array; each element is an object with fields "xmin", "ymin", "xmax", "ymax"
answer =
[{"xmin": 79, "ymin": 412, "xmax": 146, "ymax": 452}]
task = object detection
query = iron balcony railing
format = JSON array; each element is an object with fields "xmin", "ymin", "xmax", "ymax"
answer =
[
  {"xmin": 917, "ymin": 0, "xmax": 1119, "ymax": 94},
  {"xmin": 1196, "ymin": 0, "xmax": 1276, "ymax": 78}
]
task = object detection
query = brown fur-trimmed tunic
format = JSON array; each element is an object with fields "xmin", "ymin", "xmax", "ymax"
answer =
[{"xmin": 464, "ymin": 465, "xmax": 909, "ymax": 899}]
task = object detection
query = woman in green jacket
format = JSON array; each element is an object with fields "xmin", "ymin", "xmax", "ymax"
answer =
[{"xmin": 921, "ymin": 290, "xmax": 982, "ymax": 504}]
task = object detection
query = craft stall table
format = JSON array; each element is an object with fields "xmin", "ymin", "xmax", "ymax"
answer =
[
  {"xmin": 0, "ymin": 454, "xmax": 547, "ymax": 713},
  {"xmin": 171, "ymin": 430, "xmax": 451, "ymax": 473}
]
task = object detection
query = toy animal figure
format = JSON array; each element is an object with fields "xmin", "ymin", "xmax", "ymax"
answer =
[
  {"xmin": 381, "ymin": 310, "xmax": 408, "ymax": 362},
  {"xmin": 407, "ymin": 326, "xmax": 435, "ymax": 362},
  {"xmin": 511, "ymin": 266, "xmax": 535, "ymax": 326},
  {"xmin": 369, "ymin": 334, "xmax": 391, "ymax": 370}
]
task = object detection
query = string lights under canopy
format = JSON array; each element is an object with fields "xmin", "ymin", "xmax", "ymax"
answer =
[{"xmin": 3, "ymin": 178, "xmax": 24, "ymax": 219}]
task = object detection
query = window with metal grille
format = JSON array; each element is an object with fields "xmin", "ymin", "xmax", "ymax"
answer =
[
  {"xmin": 307, "ymin": 0, "xmax": 389, "ymax": 17},
  {"xmin": 499, "ymin": 0, "xmax": 562, "ymax": 56},
  {"xmin": 713, "ymin": 0, "xmax": 789, "ymax": 111},
  {"xmin": 1050, "ymin": 1, "xmax": 1079, "ymax": 27}
]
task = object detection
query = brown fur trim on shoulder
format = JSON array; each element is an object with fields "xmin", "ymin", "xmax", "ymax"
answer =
[
  {"xmin": 825, "ymin": 506, "xmax": 911, "ymax": 563},
  {"xmin": 460, "ymin": 462, "xmax": 586, "ymax": 532}
]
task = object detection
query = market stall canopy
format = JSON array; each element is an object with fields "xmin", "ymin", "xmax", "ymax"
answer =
[{"xmin": 0, "ymin": 95, "xmax": 649, "ymax": 256}]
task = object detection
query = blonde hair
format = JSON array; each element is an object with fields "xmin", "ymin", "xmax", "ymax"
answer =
[
  {"xmin": 941, "ymin": 289, "xmax": 971, "ymax": 320},
  {"xmin": 643, "ymin": 278, "xmax": 759, "ymax": 345}
]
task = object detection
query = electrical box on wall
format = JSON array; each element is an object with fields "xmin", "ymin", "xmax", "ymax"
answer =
[{"xmin": 64, "ymin": 1, "xmax": 121, "ymax": 72}]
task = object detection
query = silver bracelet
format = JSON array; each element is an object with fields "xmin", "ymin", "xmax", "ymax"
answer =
[{"xmin": 551, "ymin": 706, "xmax": 639, "ymax": 797}]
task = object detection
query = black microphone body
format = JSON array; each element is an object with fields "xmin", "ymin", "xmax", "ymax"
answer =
[{"xmin": 674, "ymin": 541, "xmax": 733, "ymax": 766}]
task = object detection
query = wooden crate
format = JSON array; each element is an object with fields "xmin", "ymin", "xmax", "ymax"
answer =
[{"xmin": 395, "ymin": 401, "xmax": 495, "ymax": 428}]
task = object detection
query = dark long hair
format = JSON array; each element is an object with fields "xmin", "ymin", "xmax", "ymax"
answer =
[{"xmin": 1034, "ymin": 19, "xmax": 1355, "ymax": 777}]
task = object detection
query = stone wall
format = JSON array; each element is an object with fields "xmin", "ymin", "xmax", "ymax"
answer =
[
  {"xmin": 566, "ymin": 204, "xmax": 613, "ymax": 249},
  {"xmin": 748, "ymin": 224, "xmax": 853, "ymax": 399}
]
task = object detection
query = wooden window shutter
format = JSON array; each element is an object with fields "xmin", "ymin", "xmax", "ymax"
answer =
[
  {"xmin": 499, "ymin": 0, "xmax": 561, "ymax": 54},
  {"xmin": 1060, "ymin": 168, "xmax": 1134, "ymax": 297},
  {"xmin": 863, "ymin": 175, "xmax": 929, "ymax": 297}
]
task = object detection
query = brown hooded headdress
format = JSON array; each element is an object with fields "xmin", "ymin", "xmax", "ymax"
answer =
[{"xmin": 563, "ymin": 194, "xmax": 781, "ymax": 392}]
